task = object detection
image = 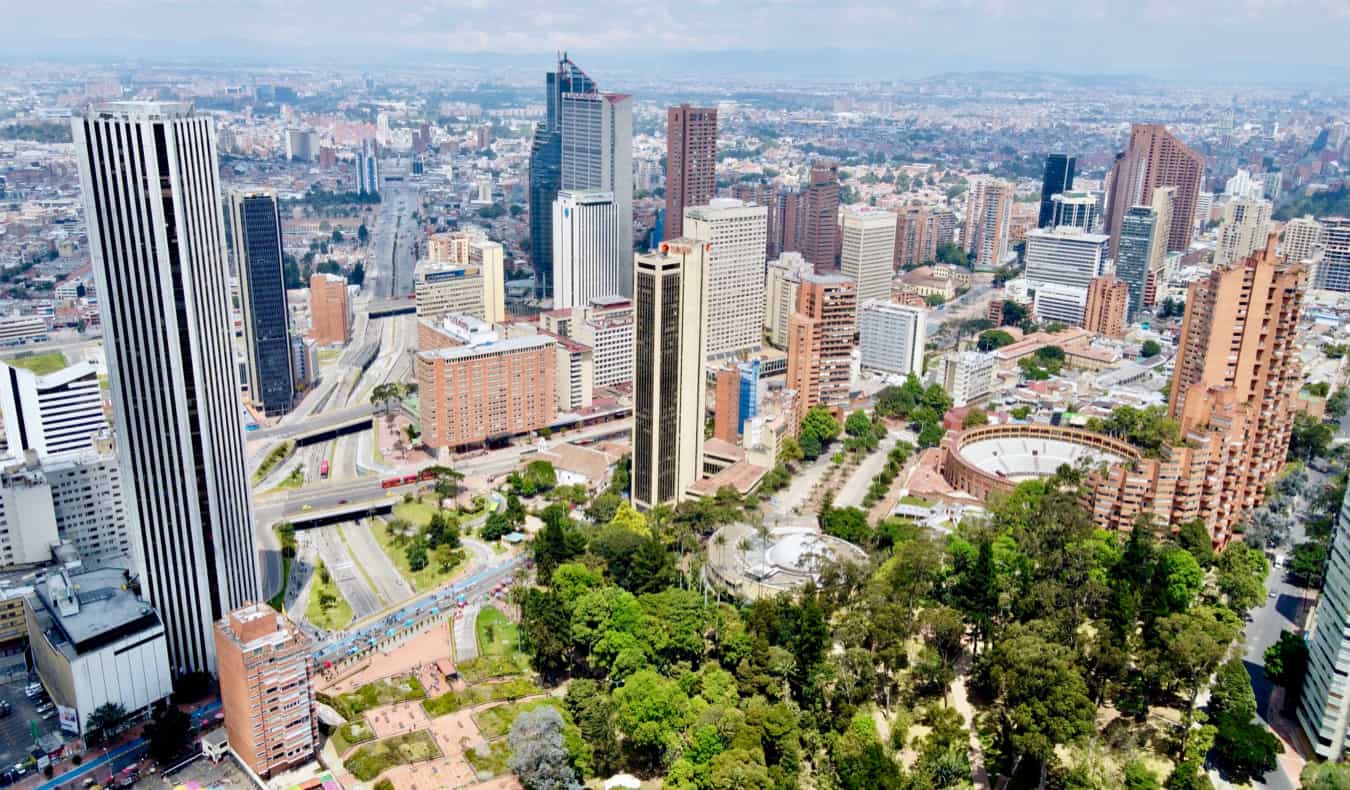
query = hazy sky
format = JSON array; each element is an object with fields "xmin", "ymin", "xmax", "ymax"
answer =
[{"xmin": 9, "ymin": 0, "xmax": 1350, "ymax": 81}]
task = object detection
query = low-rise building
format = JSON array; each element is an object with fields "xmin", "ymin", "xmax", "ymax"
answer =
[{"xmin": 941, "ymin": 351, "xmax": 995, "ymax": 407}]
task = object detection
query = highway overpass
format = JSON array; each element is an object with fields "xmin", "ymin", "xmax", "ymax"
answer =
[
  {"xmin": 248, "ymin": 403, "xmax": 382, "ymax": 444},
  {"xmin": 365, "ymin": 298, "xmax": 417, "ymax": 319}
]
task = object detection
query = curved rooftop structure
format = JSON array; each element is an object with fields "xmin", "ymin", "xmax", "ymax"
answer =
[{"xmin": 705, "ymin": 518, "xmax": 867, "ymax": 601}]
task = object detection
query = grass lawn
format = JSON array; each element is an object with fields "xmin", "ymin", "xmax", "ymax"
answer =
[
  {"xmin": 367, "ymin": 518, "xmax": 466, "ymax": 593},
  {"xmin": 462, "ymin": 739, "xmax": 510, "ymax": 776},
  {"xmin": 271, "ymin": 465, "xmax": 306, "ymax": 492},
  {"xmin": 330, "ymin": 718, "xmax": 374, "ymax": 755},
  {"xmin": 306, "ymin": 561, "xmax": 354, "ymax": 631},
  {"xmin": 421, "ymin": 678, "xmax": 540, "ymax": 718},
  {"xmin": 457, "ymin": 607, "xmax": 529, "ymax": 683},
  {"xmin": 318, "ymin": 348, "xmax": 341, "ymax": 365},
  {"xmin": 252, "ymin": 441, "xmax": 294, "ymax": 485},
  {"xmin": 7, "ymin": 351, "xmax": 67, "ymax": 375},
  {"xmin": 345, "ymin": 730, "xmax": 440, "ymax": 782},
  {"xmin": 472, "ymin": 698, "xmax": 566, "ymax": 740},
  {"xmin": 319, "ymin": 675, "xmax": 426, "ymax": 720},
  {"xmin": 899, "ymin": 494, "xmax": 932, "ymax": 507},
  {"xmin": 393, "ymin": 499, "xmax": 440, "ymax": 527}
]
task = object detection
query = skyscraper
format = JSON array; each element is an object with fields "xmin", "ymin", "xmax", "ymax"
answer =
[
  {"xmin": 764, "ymin": 252, "xmax": 813, "ymax": 349},
  {"xmin": 632, "ymin": 240, "xmax": 708, "ymax": 510},
  {"xmin": 1, "ymin": 359, "xmax": 106, "ymax": 459},
  {"xmin": 665, "ymin": 104, "xmax": 717, "ymax": 240},
  {"xmin": 1048, "ymin": 192, "xmax": 1098, "ymax": 231},
  {"xmin": 1169, "ymin": 234, "xmax": 1304, "ymax": 527},
  {"xmin": 895, "ymin": 206, "xmax": 938, "ymax": 268},
  {"xmin": 800, "ymin": 161, "xmax": 840, "ymax": 272},
  {"xmin": 965, "ymin": 177, "xmax": 1014, "ymax": 267},
  {"xmin": 1038, "ymin": 153, "xmax": 1076, "ymax": 228},
  {"xmin": 228, "ymin": 190, "xmax": 294, "ymax": 416},
  {"xmin": 1104, "ymin": 124, "xmax": 1204, "ymax": 258},
  {"xmin": 309, "ymin": 273, "xmax": 351, "ymax": 345},
  {"xmin": 552, "ymin": 190, "xmax": 624, "ymax": 309},
  {"xmin": 1316, "ymin": 218, "xmax": 1350, "ymax": 292},
  {"xmin": 529, "ymin": 55, "xmax": 597, "ymax": 300},
  {"xmin": 683, "ymin": 199, "xmax": 768, "ymax": 359},
  {"xmin": 787, "ymin": 274, "xmax": 856, "ymax": 424},
  {"xmin": 1280, "ymin": 215, "xmax": 1326, "ymax": 263},
  {"xmin": 355, "ymin": 139, "xmax": 380, "ymax": 195},
  {"xmin": 840, "ymin": 206, "xmax": 897, "ymax": 309},
  {"xmin": 73, "ymin": 102, "xmax": 259, "ymax": 673},
  {"xmin": 1300, "ymin": 483, "xmax": 1350, "ymax": 758},
  {"xmin": 1115, "ymin": 206, "xmax": 1157, "ymax": 323},
  {"xmin": 1023, "ymin": 227, "xmax": 1108, "ymax": 291},
  {"xmin": 859, "ymin": 301, "xmax": 925, "ymax": 376},
  {"xmin": 1213, "ymin": 197, "xmax": 1272, "ymax": 266},
  {"xmin": 560, "ymin": 91, "xmax": 632, "ymax": 293},
  {"xmin": 1083, "ymin": 276, "xmax": 1130, "ymax": 338}
]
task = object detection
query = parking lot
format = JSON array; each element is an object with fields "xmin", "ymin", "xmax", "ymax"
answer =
[
  {"xmin": 0, "ymin": 677, "xmax": 64, "ymax": 773},
  {"xmin": 159, "ymin": 747, "xmax": 253, "ymax": 789}
]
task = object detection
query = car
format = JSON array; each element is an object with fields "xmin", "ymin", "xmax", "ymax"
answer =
[
  {"xmin": 1269, "ymin": 591, "xmax": 1278, "ymax": 599},
  {"xmin": 338, "ymin": 499, "xmax": 348, "ymax": 505},
  {"xmin": 301, "ymin": 504, "xmax": 313, "ymax": 511}
]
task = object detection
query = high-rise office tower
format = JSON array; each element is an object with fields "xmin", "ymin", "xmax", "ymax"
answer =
[
  {"xmin": 840, "ymin": 206, "xmax": 898, "ymax": 309},
  {"xmin": 764, "ymin": 252, "xmax": 813, "ymax": 349},
  {"xmin": 355, "ymin": 139, "xmax": 380, "ymax": 195},
  {"xmin": 1224, "ymin": 169, "xmax": 1264, "ymax": 201},
  {"xmin": 895, "ymin": 206, "xmax": 938, "ymax": 267},
  {"xmin": 1083, "ymin": 276, "xmax": 1130, "ymax": 338},
  {"xmin": 712, "ymin": 366, "xmax": 740, "ymax": 444},
  {"xmin": 1115, "ymin": 206, "xmax": 1157, "ymax": 323},
  {"xmin": 800, "ymin": 161, "xmax": 840, "ymax": 272},
  {"xmin": 1300, "ymin": 483, "xmax": 1350, "ymax": 758},
  {"xmin": 73, "ymin": 102, "xmax": 259, "ymax": 673},
  {"xmin": 1213, "ymin": 197, "xmax": 1272, "ymax": 266},
  {"xmin": 1048, "ymin": 192, "xmax": 1098, "ymax": 231},
  {"xmin": 470, "ymin": 240, "xmax": 506, "ymax": 324},
  {"xmin": 731, "ymin": 180, "xmax": 778, "ymax": 258},
  {"xmin": 552, "ymin": 190, "xmax": 624, "ymax": 309},
  {"xmin": 1, "ymin": 359, "xmax": 106, "ymax": 459},
  {"xmin": 777, "ymin": 189, "xmax": 802, "ymax": 256},
  {"xmin": 1023, "ymin": 227, "xmax": 1108, "ymax": 290},
  {"xmin": 859, "ymin": 301, "xmax": 925, "ymax": 376},
  {"xmin": 1317, "ymin": 218, "xmax": 1350, "ymax": 292},
  {"xmin": 1281, "ymin": 215, "xmax": 1326, "ymax": 264},
  {"xmin": 965, "ymin": 177, "xmax": 1014, "ymax": 267},
  {"xmin": 665, "ymin": 105, "xmax": 717, "ymax": 240},
  {"xmin": 1169, "ymin": 235, "xmax": 1304, "ymax": 521},
  {"xmin": 560, "ymin": 91, "xmax": 632, "ymax": 292},
  {"xmin": 683, "ymin": 199, "xmax": 768, "ymax": 359},
  {"xmin": 1038, "ymin": 154, "xmax": 1076, "ymax": 228},
  {"xmin": 228, "ymin": 190, "xmax": 294, "ymax": 416},
  {"xmin": 529, "ymin": 54, "xmax": 597, "ymax": 300},
  {"xmin": 1104, "ymin": 124, "xmax": 1204, "ymax": 258},
  {"xmin": 786, "ymin": 274, "xmax": 856, "ymax": 424},
  {"xmin": 632, "ymin": 240, "xmax": 708, "ymax": 510}
]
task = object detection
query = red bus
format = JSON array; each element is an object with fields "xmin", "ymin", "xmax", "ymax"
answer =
[
  {"xmin": 402, "ymin": 474, "xmax": 418, "ymax": 485},
  {"xmin": 381, "ymin": 477, "xmax": 402, "ymax": 489},
  {"xmin": 320, "ymin": 460, "xmax": 330, "ymax": 479}
]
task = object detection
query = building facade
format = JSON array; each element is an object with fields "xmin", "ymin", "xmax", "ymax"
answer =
[
  {"xmin": 941, "ymin": 351, "xmax": 995, "ymax": 407},
  {"xmin": 632, "ymin": 240, "xmax": 708, "ymax": 509},
  {"xmin": 859, "ymin": 301, "xmax": 925, "ymax": 376},
  {"xmin": 665, "ymin": 105, "xmax": 717, "ymax": 240},
  {"xmin": 684, "ymin": 199, "xmax": 768, "ymax": 359},
  {"xmin": 73, "ymin": 102, "xmax": 259, "ymax": 673},
  {"xmin": 1280, "ymin": 215, "xmax": 1325, "ymax": 264},
  {"xmin": 529, "ymin": 55, "xmax": 597, "ymax": 300},
  {"xmin": 228, "ymin": 190, "xmax": 294, "ymax": 416},
  {"xmin": 1, "ymin": 359, "xmax": 106, "ymax": 460},
  {"xmin": 552, "ymin": 190, "xmax": 626, "ymax": 309},
  {"xmin": 786, "ymin": 274, "xmax": 856, "ymax": 424},
  {"xmin": 215, "ymin": 604, "xmax": 316, "ymax": 778},
  {"xmin": 765, "ymin": 252, "xmax": 813, "ymax": 349},
  {"xmin": 1038, "ymin": 154, "xmax": 1076, "ymax": 229},
  {"xmin": 1104, "ymin": 124, "xmax": 1204, "ymax": 257},
  {"xmin": 560, "ymin": 91, "xmax": 633, "ymax": 282},
  {"xmin": 840, "ymin": 206, "xmax": 897, "ymax": 309},
  {"xmin": 965, "ymin": 177, "xmax": 1014, "ymax": 267},
  {"xmin": 414, "ymin": 262, "xmax": 490, "ymax": 321},
  {"xmin": 1213, "ymin": 197, "xmax": 1272, "ymax": 266},
  {"xmin": 1115, "ymin": 206, "xmax": 1157, "ymax": 322},
  {"xmin": 1084, "ymin": 276, "xmax": 1130, "ymax": 337},
  {"xmin": 1048, "ymin": 191, "xmax": 1098, "ymax": 232},
  {"xmin": 1315, "ymin": 218, "xmax": 1350, "ymax": 292},
  {"xmin": 309, "ymin": 273, "xmax": 351, "ymax": 345},
  {"xmin": 800, "ymin": 161, "xmax": 840, "ymax": 272}
]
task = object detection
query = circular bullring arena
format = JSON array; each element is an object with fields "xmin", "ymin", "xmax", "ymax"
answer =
[{"xmin": 939, "ymin": 423, "xmax": 1142, "ymax": 501}]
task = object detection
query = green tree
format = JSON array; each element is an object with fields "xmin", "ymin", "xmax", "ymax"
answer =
[
  {"xmin": 1215, "ymin": 543, "xmax": 1268, "ymax": 612},
  {"xmin": 1124, "ymin": 760, "xmax": 1162, "ymax": 790},
  {"xmin": 999, "ymin": 300, "xmax": 1028, "ymax": 327},
  {"xmin": 1290, "ymin": 412, "xmax": 1335, "ymax": 461},
  {"xmin": 831, "ymin": 712, "xmax": 904, "ymax": 790},
  {"xmin": 844, "ymin": 410, "xmax": 872, "ymax": 438},
  {"xmin": 1176, "ymin": 519, "xmax": 1215, "ymax": 567},
  {"xmin": 85, "ymin": 702, "xmax": 129, "ymax": 745},
  {"xmin": 1264, "ymin": 629, "xmax": 1310, "ymax": 711},
  {"xmin": 613, "ymin": 669, "xmax": 691, "ymax": 769},
  {"xmin": 144, "ymin": 706, "xmax": 193, "ymax": 764},
  {"xmin": 517, "ymin": 588, "xmax": 572, "ymax": 682},
  {"xmin": 977, "ymin": 329, "xmax": 1016, "ymax": 351},
  {"xmin": 917, "ymin": 422, "xmax": 945, "ymax": 449},
  {"xmin": 1156, "ymin": 548, "xmax": 1203, "ymax": 614},
  {"xmin": 1302, "ymin": 761, "xmax": 1350, "ymax": 789},
  {"xmin": 1208, "ymin": 657, "xmax": 1257, "ymax": 723},
  {"xmin": 801, "ymin": 406, "xmax": 842, "ymax": 446},
  {"xmin": 1290, "ymin": 541, "xmax": 1328, "ymax": 588},
  {"xmin": 1141, "ymin": 339, "xmax": 1162, "ymax": 358},
  {"xmin": 962, "ymin": 408, "xmax": 989, "ymax": 428}
]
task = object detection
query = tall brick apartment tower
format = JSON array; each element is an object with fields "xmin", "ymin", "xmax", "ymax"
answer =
[
  {"xmin": 665, "ymin": 104, "xmax": 717, "ymax": 240},
  {"xmin": 1104, "ymin": 124, "xmax": 1204, "ymax": 258}
]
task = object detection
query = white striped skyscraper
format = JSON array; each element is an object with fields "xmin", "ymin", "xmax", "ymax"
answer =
[
  {"xmin": 73, "ymin": 102, "xmax": 259, "ymax": 674},
  {"xmin": 552, "ymin": 190, "xmax": 624, "ymax": 309}
]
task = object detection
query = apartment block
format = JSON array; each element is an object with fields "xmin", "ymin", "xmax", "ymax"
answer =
[
  {"xmin": 786, "ymin": 274, "xmax": 856, "ymax": 424},
  {"xmin": 309, "ymin": 273, "xmax": 351, "ymax": 345}
]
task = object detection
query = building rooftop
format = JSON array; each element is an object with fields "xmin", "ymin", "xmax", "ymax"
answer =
[
  {"xmin": 30, "ymin": 566, "xmax": 158, "ymax": 659},
  {"xmin": 420, "ymin": 333, "xmax": 555, "ymax": 362}
]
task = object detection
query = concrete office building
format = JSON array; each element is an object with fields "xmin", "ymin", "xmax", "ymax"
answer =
[
  {"xmin": 965, "ymin": 177, "xmax": 1014, "ymax": 267},
  {"xmin": 285, "ymin": 129, "xmax": 318, "ymax": 162},
  {"xmin": 355, "ymin": 138, "xmax": 379, "ymax": 195},
  {"xmin": 417, "ymin": 317, "xmax": 557, "ymax": 450},
  {"xmin": 26, "ymin": 566, "xmax": 173, "ymax": 737},
  {"xmin": 215, "ymin": 604, "xmax": 316, "ymax": 778},
  {"xmin": 1039, "ymin": 154, "xmax": 1076, "ymax": 228},
  {"xmin": 291, "ymin": 335, "xmax": 319, "ymax": 392},
  {"xmin": 551, "ymin": 334, "xmax": 594, "ymax": 412},
  {"xmin": 470, "ymin": 241, "xmax": 506, "ymax": 323},
  {"xmin": 632, "ymin": 240, "xmax": 708, "ymax": 509},
  {"xmin": 859, "ymin": 301, "xmax": 925, "ymax": 377},
  {"xmin": 941, "ymin": 351, "xmax": 995, "ymax": 407},
  {"xmin": 1300, "ymin": 484, "xmax": 1350, "ymax": 758},
  {"xmin": 684, "ymin": 199, "xmax": 768, "ymax": 359},
  {"xmin": 1104, "ymin": 124, "xmax": 1204, "ymax": 257},
  {"xmin": 665, "ymin": 105, "xmax": 717, "ymax": 240},
  {"xmin": 841, "ymin": 206, "xmax": 898, "ymax": 309},
  {"xmin": 0, "ymin": 461, "xmax": 63, "ymax": 566},
  {"xmin": 228, "ymin": 190, "xmax": 294, "ymax": 416},
  {"xmin": 1033, "ymin": 282, "xmax": 1091, "ymax": 326},
  {"xmin": 560, "ymin": 91, "xmax": 633, "ymax": 285},
  {"xmin": 800, "ymin": 161, "xmax": 841, "ymax": 272},
  {"xmin": 765, "ymin": 253, "xmax": 813, "ymax": 349},
  {"xmin": 552, "ymin": 190, "xmax": 626, "ymax": 309},
  {"xmin": 1169, "ymin": 235, "xmax": 1305, "ymax": 540},
  {"xmin": 562, "ymin": 296, "xmax": 635, "ymax": 389},
  {"xmin": 414, "ymin": 262, "xmax": 491, "ymax": 321},
  {"xmin": 787, "ymin": 274, "xmax": 856, "ymax": 424},
  {"xmin": 309, "ymin": 273, "xmax": 351, "ymax": 345},
  {"xmin": 1084, "ymin": 276, "xmax": 1130, "ymax": 337},
  {"xmin": 528, "ymin": 54, "xmax": 597, "ymax": 301},
  {"xmin": 1224, "ymin": 169, "xmax": 1264, "ymax": 201},
  {"xmin": 427, "ymin": 229, "xmax": 484, "ymax": 265},
  {"xmin": 1214, "ymin": 197, "xmax": 1272, "ymax": 266},
  {"xmin": 74, "ymin": 102, "xmax": 258, "ymax": 673},
  {"xmin": 1, "ymin": 359, "xmax": 105, "ymax": 460},
  {"xmin": 0, "ymin": 315, "xmax": 48, "ymax": 346},
  {"xmin": 1281, "ymin": 215, "xmax": 1326, "ymax": 264},
  {"xmin": 1048, "ymin": 192, "xmax": 1099, "ymax": 232},
  {"xmin": 1024, "ymin": 227, "xmax": 1109, "ymax": 291},
  {"xmin": 1317, "ymin": 218, "xmax": 1350, "ymax": 292},
  {"xmin": 1115, "ymin": 206, "xmax": 1157, "ymax": 323}
]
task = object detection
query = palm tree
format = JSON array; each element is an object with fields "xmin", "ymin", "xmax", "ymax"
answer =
[{"xmin": 85, "ymin": 702, "xmax": 128, "ymax": 745}]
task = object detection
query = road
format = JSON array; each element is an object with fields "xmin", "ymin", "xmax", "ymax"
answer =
[
  {"xmin": 341, "ymin": 519, "xmax": 414, "ymax": 603},
  {"xmin": 308, "ymin": 526, "xmax": 383, "ymax": 620},
  {"xmin": 835, "ymin": 435, "xmax": 902, "ymax": 509},
  {"xmin": 365, "ymin": 183, "xmax": 420, "ymax": 300}
]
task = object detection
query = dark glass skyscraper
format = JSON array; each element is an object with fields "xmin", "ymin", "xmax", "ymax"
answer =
[
  {"xmin": 1038, "ymin": 153, "xmax": 1076, "ymax": 228},
  {"xmin": 1116, "ymin": 205, "xmax": 1157, "ymax": 323},
  {"xmin": 529, "ymin": 54, "xmax": 596, "ymax": 301},
  {"xmin": 229, "ymin": 190, "xmax": 295, "ymax": 416}
]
